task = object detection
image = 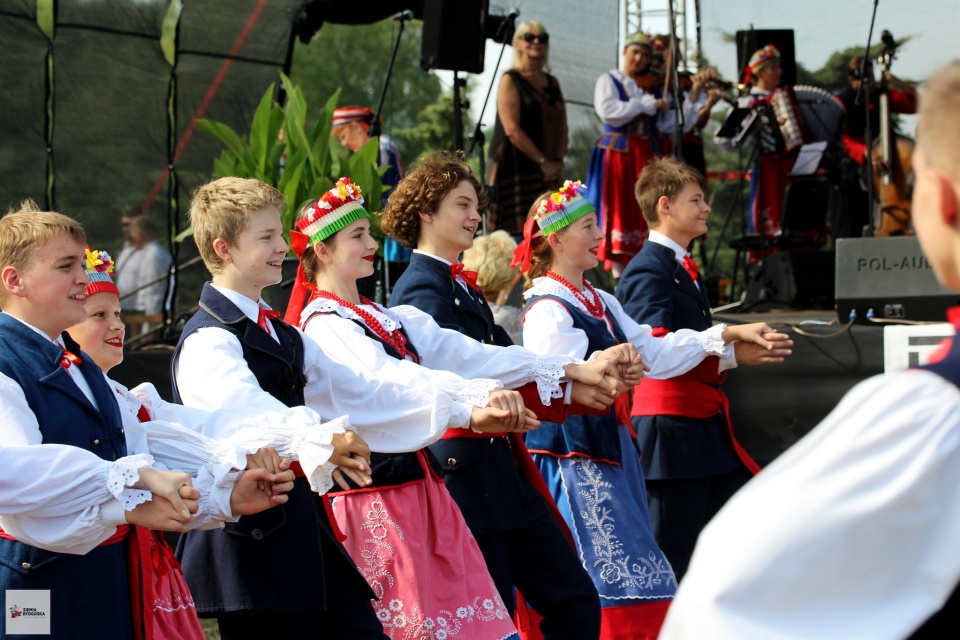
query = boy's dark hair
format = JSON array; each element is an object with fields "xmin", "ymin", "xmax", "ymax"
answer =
[
  {"xmin": 379, "ymin": 150, "xmax": 487, "ymax": 249},
  {"xmin": 634, "ymin": 157, "xmax": 707, "ymax": 227}
]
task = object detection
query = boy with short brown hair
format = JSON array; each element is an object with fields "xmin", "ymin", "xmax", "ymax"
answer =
[
  {"xmin": 616, "ymin": 156, "xmax": 790, "ymax": 580},
  {"xmin": 175, "ymin": 176, "xmax": 389, "ymax": 639}
]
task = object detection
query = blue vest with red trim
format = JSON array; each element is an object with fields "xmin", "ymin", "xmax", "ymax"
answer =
[{"xmin": 521, "ymin": 294, "xmax": 627, "ymax": 463}]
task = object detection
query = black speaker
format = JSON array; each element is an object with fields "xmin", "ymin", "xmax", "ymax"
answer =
[
  {"xmin": 736, "ymin": 29, "xmax": 797, "ymax": 86},
  {"xmin": 835, "ymin": 237, "xmax": 960, "ymax": 323},
  {"xmin": 420, "ymin": 0, "xmax": 487, "ymax": 73},
  {"xmin": 745, "ymin": 251, "xmax": 835, "ymax": 310}
]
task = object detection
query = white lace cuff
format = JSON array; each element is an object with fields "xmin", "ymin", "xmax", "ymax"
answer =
[
  {"xmin": 457, "ymin": 378, "xmax": 503, "ymax": 408},
  {"xmin": 700, "ymin": 323, "xmax": 728, "ymax": 356},
  {"xmin": 107, "ymin": 454, "xmax": 155, "ymax": 511},
  {"xmin": 299, "ymin": 415, "xmax": 350, "ymax": 494},
  {"xmin": 534, "ymin": 355, "xmax": 572, "ymax": 406}
]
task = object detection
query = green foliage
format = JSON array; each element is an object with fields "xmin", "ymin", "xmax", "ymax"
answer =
[
  {"xmin": 36, "ymin": 0, "xmax": 54, "ymax": 39},
  {"xmin": 290, "ymin": 19, "xmax": 447, "ymax": 163},
  {"xmin": 396, "ymin": 80, "xmax": 475, "ymax": 164},
  {"xmin": 160, "ymin": 0, "xmax": 182, "ymax": 66},
  {"xmin": 196, "ymin": 73, "xmax": 386, "ymax": 240}
]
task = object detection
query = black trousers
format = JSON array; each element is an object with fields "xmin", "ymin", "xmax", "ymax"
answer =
[
  {"xmin": 475, "ymin": 509, "xmax": 601, "ymax": 640},
  {"xmin": 216, "ymin": 528, "xmax": 388, "ymax": 640},
  {"xmin": 646, "ymin": 467, "xmax": 753, "ymax": 582}
]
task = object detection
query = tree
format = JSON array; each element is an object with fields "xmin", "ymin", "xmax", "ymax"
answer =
[{"xmin": 290, "ymin": 18, "xmax": 452, "ymax": 163}]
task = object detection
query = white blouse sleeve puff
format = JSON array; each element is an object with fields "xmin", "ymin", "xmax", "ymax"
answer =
[
  {"xmin": 0, "ymin": 371, "xmax": 220, "ymax": 555},
  {"xmin": 176, "ymin": 325, "xmax": 351, "ymax": 495},
  {"xmin": 379, "ymin": 304, "xmax": 573, "ymax": 405},
  {"xmin": 300, "ymin": 299, "xmax": 485, "ymax": 433},
  {"xmin": 521, "ymin": 278, "xmax": 731, "ymax": 379},
  {"xmin": 595, "ymin": 70, "xmax": 659, "ymax": 128}
]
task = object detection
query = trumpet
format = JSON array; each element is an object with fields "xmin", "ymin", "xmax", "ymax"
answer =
[
  {"xmin": 704, "ymin": 76, "xmax": 747, "ymax": 94},
  {"xmin": 703, "ymin": 76, "xmax": 748, "ymax": 105}
]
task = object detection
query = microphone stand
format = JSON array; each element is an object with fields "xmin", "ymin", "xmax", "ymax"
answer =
[
  {"xmin": 452, "ymin": 72, "xmax": 466, "ymax": 152},
  {"xmin": 368, "ymin": 10, "xmax": 413, "ymax": 139},
  {"xmin": 856, "ymin": 0, "xmax": 880, "ymax": 238},
  {"xmin": 468, "ymin": 10, "xmax": 518, "ymax": 236},
  {"xmin": 368, "ymin": 10, "xmax": 413, "ymax": 303},
  {"xmin": 666, "ymin": 0, "xmax": 684, "ymax": 161}
]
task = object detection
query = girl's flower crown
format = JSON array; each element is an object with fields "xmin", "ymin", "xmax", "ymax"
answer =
[
  {"xmin": 532, "ymin": 181, "xmax": 595, "ymax": 235},
  {"xmin": 295, "ymin": 177, "xmax": 369, "ymax": 249},
  {"xmin": 84, "ymin": 246, "xmax": 119, "ymax": 297},
  {"xmin": 512, "ymin": 181, "xmax": 596, "ymax": 273},
  {"xmin": 286, "ymin": 177, "xmax": 370, "ymax": 325}
]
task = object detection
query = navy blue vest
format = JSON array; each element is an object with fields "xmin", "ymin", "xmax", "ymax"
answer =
[
  {"xmin": 0, "ymin": 312, "xmax": 132, "ymax": 640},
  {"xmin": 522, "ymin": 294, "xmax": 628, "ymax": 463},
  {"xmin": 172, "ymin": 283, "xmax": 370, "ymax": 613},
  {"xmin": 391, "ymin": 256, "xmax": 546, "ymax": 534}
]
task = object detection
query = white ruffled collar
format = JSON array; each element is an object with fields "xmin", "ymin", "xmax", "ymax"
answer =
[
  {"xmin": 523, "ymin": 276, "xmax": 607, "ymax": 316},
  {"xmin": 301, "ymin": 297, "xmax": 401, "ymax": 333}
]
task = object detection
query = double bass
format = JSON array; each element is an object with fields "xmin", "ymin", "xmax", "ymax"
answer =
[{"xmin": 872, "ymin": 31, "xmax": 915, "ymax": 237}]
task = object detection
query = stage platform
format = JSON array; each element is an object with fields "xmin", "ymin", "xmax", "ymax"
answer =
[{"xmin": 713, "ymin": 308, "xmax": 885, "ymax": 467}]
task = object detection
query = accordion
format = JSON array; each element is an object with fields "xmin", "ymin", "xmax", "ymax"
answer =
[
  {"xmin": 756, "ymin": 86, "xmax": 804, "ymax": 154},
  {"xmin": 754, "ymin": 86, "xmax": 846, "ymax": 154}
]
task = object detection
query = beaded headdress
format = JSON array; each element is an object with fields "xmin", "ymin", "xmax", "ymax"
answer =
[{"xmin": 293, "ymin": 178, "xmax": 369, "ymax": 249}]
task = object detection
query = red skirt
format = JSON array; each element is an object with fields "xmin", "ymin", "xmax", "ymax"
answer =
[
  {"xmin": 597, "ymin": 137, "xmax": 657, "ymax": 266},
  {"xmin": 331, "ymin": 450, "xmax": 519, "ymax": 640}
]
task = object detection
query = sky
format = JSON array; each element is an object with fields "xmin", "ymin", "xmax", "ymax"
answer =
[{"xmin": 446, "ymin": 0, "xmax": 959, "ymax": 135}]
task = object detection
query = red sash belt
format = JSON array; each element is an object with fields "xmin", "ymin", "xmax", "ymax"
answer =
[
  {"xmin": 289, "ymin": 461, "xmax": 347, "ymax": 543},
  {"xmin": 631, "ymin": 358, "xmax": 760, "ymax": 475},
  {"xmin": 0, "ymin": 523, "xmax": 130, "ymax": 544},
  {"xmin": 440, "ymin": 428, "xmax": 508, "ymax": 439}
]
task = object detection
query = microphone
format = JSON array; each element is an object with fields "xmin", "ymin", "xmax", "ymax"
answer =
[
  {"xmin": 394, "ymin": 9, "xmax": 415, "ymax": 21},
  {"xmin": 880, "ymin": 29, "xmax": 896, "ymax": 48},
  {"xmin": 493, "ymin": 8, "xmax": 520, "ymax": 42}
]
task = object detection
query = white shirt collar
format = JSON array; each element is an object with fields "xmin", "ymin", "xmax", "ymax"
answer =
[
  {"xmin": 648, "ymin": 230, "xmax": 689, "ymax": 263},
  {"xmin": 210, "ymin": 284, "xmax": 272, "ymax": 324},
  {"xmin": 413, "ymin": 248, "xmax": 455, "ymax": 266}
]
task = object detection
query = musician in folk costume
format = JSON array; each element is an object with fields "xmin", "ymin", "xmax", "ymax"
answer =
[
  {"xmin": 651, "ymin": 34, "xmax": 725, "ymax": 179},
  {"xmin": 835, "ymin": 56, "xmax": 918, "ymax": 236},
  {"xmin": 586, "ymin": 32, "xmax": 670, "ymax": 277},
  {"xmin": 716, "ymin": 44, "xmax": 796, "ymax": 244}
]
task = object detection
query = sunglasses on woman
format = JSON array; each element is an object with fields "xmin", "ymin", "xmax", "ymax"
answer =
[{"xmin": 521, "ymin": 33, "xmax": 549, "ymax": 44}]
